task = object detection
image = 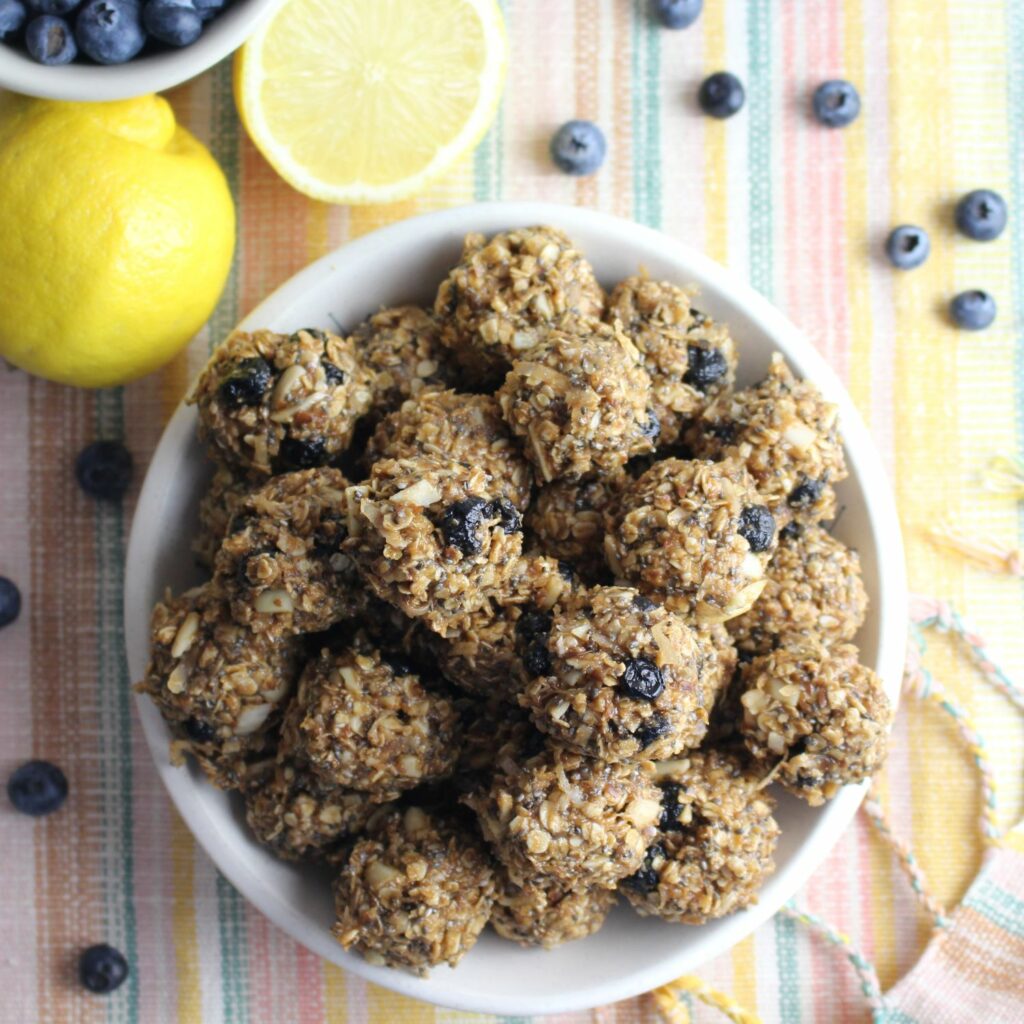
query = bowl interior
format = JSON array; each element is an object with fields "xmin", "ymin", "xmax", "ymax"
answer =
[{"xmin": 125, "ymin": 202, "xmax": 906, "ymax": 1015}]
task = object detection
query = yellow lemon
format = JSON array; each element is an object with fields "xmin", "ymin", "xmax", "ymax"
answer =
[
  {"xmin": 0, "ymin": 93, "xmax": 235, "ymax": 388},
  {"xmin": 235, "ymin": 0, "xmax": 507, "ymax": 205}
]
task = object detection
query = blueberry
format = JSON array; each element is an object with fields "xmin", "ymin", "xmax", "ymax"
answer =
[
  {"xmin": 0, "ymin": 576, "xmax": 21, "ymax": 629},
  {"xmin": 950, "ymin": 289, "xmax": 997, "ymax": 331},
  {"xmin": 619, "ymin": 656, "xmax": 664, "ymax": 701},
  {"xmin": 183, "ymin": 717, "xmax": 216, "ymax": 744},
  {"xmin": 79, "ymin": 943, "xmax": 129, "ymax": 994},
  {"xmin": 277, "ymin": 436, "xmax": 327, "ymax": 470},
  {"xmin": 557, "ymin": 560, "xmax": 575, "ymax": 582},
  {"xmin": 738, "ymin": 505, "xmax": 775, "ymax": 553},
  {"xmin": 516, "ymin": 609, "xmax": 552, "ymax": 643},
  {"xmin": 698, "ymin": 72, "xmax": 745, "ymax": 119},
  {"xmin": 707, "ymin": 420, "xmax": 737, "ymax": 444},
  {"xmin": 321, "ymin": 359, "xmax": 346, "ymax": 386},
  {"xmin": 634, "ymin": 714, "xmax": 670, "ymax": 749},
  {"xmin": 75, "ymin": 0, "xmax": 144, "ymax": 64},
  {"xmin": 955, "ymin": 189, "xmax": 1007, "ymax": 242},
  {"xmin": 632, "ymin": 593, "xmax": 656, "ymax": 612},
  {"xmin": 653, "ymin": 0, "xmax": 701, "ymax": 30},
  {"xmin": 488, "ymin": 497, "xmax": 522, "ymax": 534},
  {"xmin": 439, "ymin": 497, "xmax": 490, "ymax": 555},
  {"xmin": 659, "ymin": 781, "xmax": 687, "ymax": 831},
  {"xmin": 523, "ymin": 639, "xmax": 552, "ymax": 677},
  {"xmin": 779, "ymin": 521, "xmax": 803, "ymax": 542},
  {"xmin": 684, "ymin": 346, "xmax": 728, "ymax": 390},
  {"xmin": 7, "ymin": 760, "xmax": 68, "ymax": 816},
  {"xmin": 143, "ymin": 1, "xmax": 202, "ymax": 47},
  {"xmin": 788, "ymin": 476, "xmax": 824, "ymax": 509},
  {"xmin": 26, "ymin": 0, "xmax": 78, "ymax": 12},
  {"xmin": 218, "ymin": 356, "xmax": 272, "ymax": 407},
  {"xmin": 640, "ymin": 409, "xmax": 660, "ymax": 443},
  {"xmin": 75, "ymin": 441, "xmax": 133, "ymax": 501},
  {"xmin": 549, "ymin": 120, "xmax": 607, "ymax": 176},
  {"xmin": 812, "ymin": 79, "xmax": 861, "ymax": 128},
  {"xmin": 0, "ymin": 0, "xmax": 27, "ymax": 39},
  {"xmin": 25, "ymin": 13, "xmax": 76, "ymax": 62},
  {"xmin": 885, "ymin": 225, "xmax": 930, "ymax": 270},
  {"xmin": 621, "ymin": 843, "xmax": 665, "ymax": 893}
]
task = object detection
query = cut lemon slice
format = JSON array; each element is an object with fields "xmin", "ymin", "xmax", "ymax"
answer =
[{"xmin": 235, "ymin": 0, "xmax": 507, "ymax": 205}]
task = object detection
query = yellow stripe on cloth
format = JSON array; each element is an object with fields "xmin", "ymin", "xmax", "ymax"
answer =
[
  {"xmin": 171, "ymin": 812, "xmax": 202, "ymax": 1024},
  {"xmin": 654, "ymin": 974, "xmax": 764, "ymax": 1024}
]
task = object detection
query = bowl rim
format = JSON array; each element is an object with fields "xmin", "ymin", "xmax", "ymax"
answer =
[
  {"xmin": 125, "ymin": 201, "xmax": 907, "ymax": 1015},
  {"xmin": 0, "ymin": 0, "xmax": 285, "ymax": 102}
]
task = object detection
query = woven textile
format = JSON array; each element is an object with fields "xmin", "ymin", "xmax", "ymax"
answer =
[{"xmin": 2, "ymin": 1, "xmax": 1023, "ymax": 1021}]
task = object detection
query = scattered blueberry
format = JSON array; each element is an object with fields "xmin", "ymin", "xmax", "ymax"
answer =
[
  {"xmin": 143, "ymin": 1, "xmax": 202, "ymax": 47},
  {"xmin": 516, "ymin": 609, "xmax": 552, "ymax": 643},
  {"xmin": 79, "ymin": 943, "xmax": 129, "ymax": 994},
  {"xmin": 885, "ymin": 225, "xmax": 930, "ymax": 270},
  {"xmin": 75, "ymin": 441, "xmax": 133, "ymax": 501},
  {"xmin": 549, "ymin": 120, "xmax": 607, "ymax": 176},
  {"xmin": 788, "ymin": 476, "xmax": 824, "ymax": 509},
  {"xmin": 7, "ymin": 760, "xmax": 68, "ymax": 816},
  {"xmin": 25, "ymin": 14, "xmax": 75, "ymax": 63},
  {"xmin": 439, "ymin": 497, "xmax": 491, "ymax": 556},
  {"xmin": 75, "ymin": 0, "xmax": 146, "ymax": 65},
  {"xmin": 634, "ymin": 714, "xmax": 670, "ymax": 749},
  {"xmin": 321, "ymin": 359, "xmax": 346, "ymax": 386},
  {"xmin": 0, "ymin": 0, "xmax": 27, "ymax": 40},
  {"xmin": 812, "ymin": 79, "xmax": 861, "ymax": 128},
  {"xmin": 955, "ymin": 189, "xmax": 1007, "ymax": 242},
  {"xmin": 653, "ymin": 0, "xmax": 701, "ymax": 29},
  {"xmin": 523, "ymin": 639, "xmax": 552, "ymax": 677},
  {"xmin": 684, "ymin": 346, "xmax": 728, "ymax": 390},
  {"xmin": 27, "ymin": 0, "xmax": 78, "ymax": 12},
  {"xmin": 621, "ymin": 842, "xmax": 665, "ymax": 893},
  {"xmin": 276, "ymin": 436, "xmax": 327, "ymax": 470},
  {"xmin": 640, "ymin": 409, "xmax": 661, "ymax": 443},
  {"xmin": 950, "ymin": 289, "xmax": 997, "ymax": 331},
  {"xmin": 698, "ymin": 72, "xmax": 745, "ymax": 119},
  {"xmin": 738, "ymin": 505, "xmax": 775, "ymax": 553},
  {"xmin": 619, "ymin": 656, "xmax": 665, "ymax": 701},
  {"xmin": 0, "ymin": 576, "xmax": 21, "ymax": 629},
  {"xmin": 218, "ymin": 357, "xmax": 272, "ymax": 408},
  {"xmin": 488, "ymin": 497, "xmax": 522, "ymax": 535},
  {"xmin": 632, "ymin": 593, "xmax": 656, "ymax": 612},
  {"xmin": 183, "ymin": 717, "xmax": 216, "ymax": 744}
]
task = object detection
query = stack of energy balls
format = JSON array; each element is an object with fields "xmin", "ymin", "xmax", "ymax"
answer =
[{"xmin": 140, "ymin": 227, "xmax": 892, "ymax": 974}]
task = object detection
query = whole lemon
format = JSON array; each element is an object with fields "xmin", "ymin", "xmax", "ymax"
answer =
[{"xmin": 0, "ymin": 94, "xmax": 235, "ymax": 388}]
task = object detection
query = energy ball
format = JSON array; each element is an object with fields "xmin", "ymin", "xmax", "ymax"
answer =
[
  {"xmin": 607, "ymin": 276, "xmax": 737, "ymax": 446},
  {"xmin": 466, "ymin": 745, "xmax": 661, "ymax": 890},
  {"xmin": 213, "ymin": 468, "xmax": 364, "ymax": 636},
  {"xmin": 739, "ymin": 638, "xmax": 892, "ymax": 805},
  {"xmin": 522, "ymin": 586, "xmax": 711, "ymax": 762},
  {"xmin": 620, "ymin": 751, "xmax": 779, "ymax": 923},
  {"xmin": 343, "ymin": 456, "xmax": 524, "ymax": 636},
  {"xmin": 605, "ymin": 458, "xmax": 777, "ymax": 623},
  {"xmin": 498, "ymin": 319, "xmax": 655, "ymax": 483},
  {"xmin": 191, "ymin": 328, "xmax": 374, "ymax": 476},
  {"xmin": 435, "ymin": 226, "xmax": 605, "ymax": 388},
  {"xmin": 525, "ymin": 472, "xmax": 627, "ymax": 583},
  {"xmin": 455, "ymin": 701, "xmax": 548, "ymax": 791},
  {"xmin": 491, "ymin": 868, "xmax": 618, "ymax": 948},
  {"xmin": 280, "ymin": 634, "xmax": 460, "ymax": 802},
  {"xmin": 332, "ymin": 806, "xmax": 495, "ymax": 973},
  {"xmin": 138, "ymin": 582, "xmax": 300, "ymax": 790},
  {"xmin": 365, "ymin": 389, "xmax": 533, "ymax": 509},
  {"xmin": 694, "ymin": 621, "xmax": 740, "ymax": 697},
  {"xmin": 245, "ymin": 757, "xmax": 377, "ymax": 862},
  {"xmin": 688, "ymin": 353, "xmax": 847, "ymax": 524},
  {"xmin": 348, "ymin": 305, "xmax": 456, "ymax": 416},
  {"xmin": 728, "ymin": 523, "xmax": 868, "ymax": 657},
  {"xmin": 193, "ymin": 464, "xmax": 255, "ymax": 570}
]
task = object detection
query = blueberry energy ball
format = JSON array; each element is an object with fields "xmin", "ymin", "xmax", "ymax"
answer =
[
  {"xmin": 138, "ymin": 582, "xmax": 300, "ymax": 790},
  {"xmin": 522, "ymin": 586, "xmax": 712, "ymax": 762},
  {"xmin": 435, "ymin": 226, "xmax": 605, "ymax": 388},
  {"xmin": 365, "ymin": 389, "xmax": 533, "ymax": 509},
  {"xmin": 213, "ymin": 467, "xmax": 364, "ymax": 636},
  {"xmin": 192, "ymin": 464, "xmax": 255, "ymax": 570},
  {"xmin": 191, "ymin": 328, "xmax": 373, "ymax": 476},
  {"xmin": 280, "ymin": 634, "xmax": 460, "ymax": 802},
  {"xmin": 333, "ymin": 807, "xmax": 495, "ymax": 973},
  {"xmin": 498, "ymin": 318, "xmax": 655, "ymax": 483},
  {"xmin": 606, "ymin": 276, "xmax": 737, "ymax": 447},
  {"xmin": 606, "ymin": 457, "xmax": 777, "ymax": 623},
  {"xmin": 739, "ymin": 638, "xmax": 892, "ymax": 805},
  {"xmin": 621, "ymin": 751, "xmax": 779, "ymax": 923}
]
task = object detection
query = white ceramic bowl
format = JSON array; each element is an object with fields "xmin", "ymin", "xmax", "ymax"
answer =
[
  {"xmin": 125, "ymin": 202, "xmax": 906, "ymax": 1016},
  {"xmin": 0, "ymin": 0, "xmax": 283, "ymax": 102}
]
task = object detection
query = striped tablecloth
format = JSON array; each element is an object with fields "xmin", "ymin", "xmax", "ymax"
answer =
[{"xmin": 2, "ymin": 1, "xmax": 1023, "ymax": 1021}]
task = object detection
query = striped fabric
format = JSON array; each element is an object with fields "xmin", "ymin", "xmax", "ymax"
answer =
[{"xmin": 1, "ymin": 1, "xmax": 1023, "ymax": 1021}]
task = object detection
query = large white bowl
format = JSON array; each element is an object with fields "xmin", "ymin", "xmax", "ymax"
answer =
[
  {"xmin": 125, "ymin": 202, "xmax": 906, "ymax": 1016},
  {"xmin": 0, "ymin": 0, "xmax": 283, "ymax": 102}
]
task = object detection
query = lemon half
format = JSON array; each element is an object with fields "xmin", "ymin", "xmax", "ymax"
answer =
[{"xmin": 235, "ymin": 0, "xmax": 507, "ymax": 205}]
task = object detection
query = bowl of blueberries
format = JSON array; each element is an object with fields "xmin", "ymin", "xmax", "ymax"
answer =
[{"xmin": 0, "ymin": 0, "xmax": 283, "ymax": 100}]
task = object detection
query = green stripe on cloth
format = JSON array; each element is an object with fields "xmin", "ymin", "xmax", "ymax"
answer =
[
  {"xmin": 962, "ymin": 876, "xmax": 1024, "ymax": 941},
  {"xmin": 773, "ymin": 913, "xmax": 801, "ymax": 1024},
  {"xmin": 630, "ymin": 0, "xmax": 661, "ymax": 229},
  {"xmin": 217, "ymin": 871, "xmax": 250, "ymax": 1024},
  {"xmin": 95, "ymin": 387, "xmax": 139, "ymax": 1024},
  {"xmin": 747, "ymin": 0, "xmax": 773, "ymax": 299}
]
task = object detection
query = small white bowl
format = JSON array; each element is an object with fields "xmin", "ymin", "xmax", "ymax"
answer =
[
  {"xmin": 125, "ymin": 202, "xmax": 906, "ymax": 1016},
  {"xmin": 0, "ymin": 0, "xmax": 283, "ymax": 102}
]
